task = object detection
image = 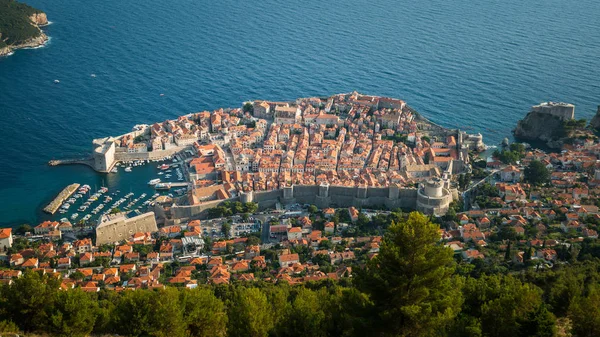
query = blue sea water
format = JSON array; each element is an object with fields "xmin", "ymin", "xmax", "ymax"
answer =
[{"xmin": 1, "ymin": 0, "xmax": 600, "ymax": 226}]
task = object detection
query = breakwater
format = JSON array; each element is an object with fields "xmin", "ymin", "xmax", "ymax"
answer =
[{"xmin": 43, "ymin": 183, "xmax": 80, "ymax": 215}]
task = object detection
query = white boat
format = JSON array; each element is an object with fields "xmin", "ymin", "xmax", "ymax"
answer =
[
  {"xmin": 83, "ymin": 214, "xmax": 91, "ymax": 221},
  {"xmin": 91, "ymin": 74, "xmax": 96, "ymax": 78},
  {"xmin": 71, "ymin": 213, "xmax": 79, "ymax": 220},
  {"xmin": 111, "ymin": 167, "xmax": 118, "ymax": 173},
  {"xmin": 54, "ymin": 79, "xmax": 60, "ymax": 84},
  {"xmin": 125, "ymin": 167, "xmax": 132, "ymax": 172},
  {"xmin": 148, "ymin": 178, "xmax": 161, "ymax": 185}
]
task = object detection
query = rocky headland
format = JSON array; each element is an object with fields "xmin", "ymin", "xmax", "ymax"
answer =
[
  {"xmin": 514, "ymin": 102, "xmax": 596, "ymax": 148},
  {"xmin": 0, "ymin": 0, "xmax": 49, "ymax": 57}
]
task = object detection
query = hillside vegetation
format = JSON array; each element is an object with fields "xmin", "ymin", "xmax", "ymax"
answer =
[
  {"xmin": 1, "ymin": 212, "xmax": 600, "ymax": 336},
  {"xmin": 0, "ymin": 0, "xmax": 43, "ymax": 48}
]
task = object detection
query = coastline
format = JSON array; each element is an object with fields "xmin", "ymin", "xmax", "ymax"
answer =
[{"xmin": 0, "ymin": 13, "xmax": 49, "ymax": 57}]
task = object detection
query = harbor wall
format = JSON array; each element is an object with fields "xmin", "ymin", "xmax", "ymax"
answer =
[{"xmin": 114, "ymin": 146, "xmax": 190, "ymax": 162}]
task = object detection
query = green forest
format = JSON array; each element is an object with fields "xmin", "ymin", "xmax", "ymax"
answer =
[
  {"xmin": 1, "ymin": 212, "xmax": 599, "ymax": 337},
  {"xmin": 0, "ymin": 0, "xmax": 43, "ymax": 48}
]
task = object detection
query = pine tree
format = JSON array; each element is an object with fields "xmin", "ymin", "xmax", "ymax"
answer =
[
  {"xmin": 505, "ymin": 241, "xmax": 512, "ymax": 261},
  {"xmin": 358, "ymin": 212, "xmax": 462, "ymax": 336}
]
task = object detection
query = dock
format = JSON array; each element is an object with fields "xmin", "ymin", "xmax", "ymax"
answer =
[{"xmin": 43, "ymin": 183, "xmax": 80, "ymax": 215}]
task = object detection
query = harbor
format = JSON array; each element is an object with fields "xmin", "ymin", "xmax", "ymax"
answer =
[{"xmin": 38, "ymin": 154, "xmax": 191, "ymax": 226}]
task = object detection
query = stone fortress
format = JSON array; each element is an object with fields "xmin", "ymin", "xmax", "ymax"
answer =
[{"xmin": 531, "ymin": 102, "xmax": 575, "ymax": 121}]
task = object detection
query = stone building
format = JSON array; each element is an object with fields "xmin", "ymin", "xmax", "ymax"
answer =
[{"xmin": 96, "ymin": 212, "xmax": 158, "ymax": 245}]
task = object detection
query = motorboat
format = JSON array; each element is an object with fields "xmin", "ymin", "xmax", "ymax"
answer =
[{"xmin": 148, "ymin": 178, "xmax": 161, "ymax": 185}]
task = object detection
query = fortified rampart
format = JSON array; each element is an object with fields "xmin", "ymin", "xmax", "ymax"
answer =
[{"xmin": 170, "ymin": 184, "xmax": 443, "ymax": 222}]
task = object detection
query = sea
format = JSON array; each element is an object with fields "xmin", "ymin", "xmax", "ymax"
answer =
[{"xmin": 1, "ymin": 0, "xmax": 600, "ymax": 226}]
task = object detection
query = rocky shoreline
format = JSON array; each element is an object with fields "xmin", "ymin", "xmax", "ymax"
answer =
[{"xmin": 0, "ymin": 12, "xmax": 49, "ymax": 57}]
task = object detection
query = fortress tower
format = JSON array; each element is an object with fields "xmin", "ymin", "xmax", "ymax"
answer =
[{"xmin": 416, "ymin": 178, "xmax": 453, "ymax": 216}]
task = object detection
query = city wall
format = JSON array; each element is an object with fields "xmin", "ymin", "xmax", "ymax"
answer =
[{"xmin": 170, "ymin": 185, "xmax": 420, "ymax": 221}]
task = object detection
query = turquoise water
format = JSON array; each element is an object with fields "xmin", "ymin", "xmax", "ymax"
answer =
[{"xmin": 1, "ymin": 0, "xmax": 600, "ymax": 226}]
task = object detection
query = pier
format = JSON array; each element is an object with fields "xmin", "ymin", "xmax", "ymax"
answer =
[
  {"xmin": 169, "ymin": 182, "xmax": 190, "ymax": 188},
  {"xmin": 43, "ymin": 183, "xmax": 80, "ymax": 215},
  {"xmin": 48, "ymin": 157, "xmax": 95, "ymax": 169}
]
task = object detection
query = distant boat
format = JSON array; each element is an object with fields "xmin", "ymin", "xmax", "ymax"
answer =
[
  {"xmin": 91, "ymin": 74, "xmax": 96, "ymax": 78},
  {"xmin": 160, "ymin": 93, "xmax": 165, "ymax": 96},
  {"xmin": 54, "ymin": 79, "xmax": 60, "ymax": 84},
  {"xmin": 124, "ymin": 167, "xmax": 132, "ymax": 172}
]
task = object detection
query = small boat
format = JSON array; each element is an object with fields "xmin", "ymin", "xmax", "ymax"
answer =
[
  {"xmin": 158, "ymin": 172, "xmax": 164, "ymax": 175},
  {"xmin": 155, "ymin": 183, "xmax": 172, "ymax": 190},
  {"xmin": 111, "ymin": 167, "xmax": 118, "ymax": 173},
  {"xmin": 71, "ymin": 213, "xmax": 79, "ymax": 220},
  {"xmin": 91, "ymin": 74, "xmax": 96, "ymax": 78},
  {"xmin": 148, "ymin": 178, "xmax": 161, "ymax": 185},
  {"xmin": 83, "ymin": 214, "xmax": 91, "ymax": 221},
  {"xmin": 124, "ymin": 167, "xmax": 132, "ymax": 172},
  {"xmin": 54, "ymin": 79, "xmax": 60, "ymax": 84}
]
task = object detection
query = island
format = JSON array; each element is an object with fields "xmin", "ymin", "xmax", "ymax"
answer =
[{"xmin": 0, "ymin": 0, "xmax": 48, "ymax": 57}]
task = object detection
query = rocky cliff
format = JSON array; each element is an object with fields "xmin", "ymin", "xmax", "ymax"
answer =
[
  {"xmin": 513, "ymin": 111, "xmax": 566, "ymax": 148},
  {"xmin": 29, "ymin": 12, "xmax": 48, "ymax": 26},
  {"xmin": 590, "ymin": 106, "xmax": 600, "ymax": 130}
]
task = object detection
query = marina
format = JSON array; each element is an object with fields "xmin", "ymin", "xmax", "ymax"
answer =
[{"xmin": 40, "ymin": 156, "xmax": 189, "ymax": 225}]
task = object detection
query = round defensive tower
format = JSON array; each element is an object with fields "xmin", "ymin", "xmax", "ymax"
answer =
[{"xmin": 417, "ymin": 178, "xmax": 452, "ymax": 216}]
